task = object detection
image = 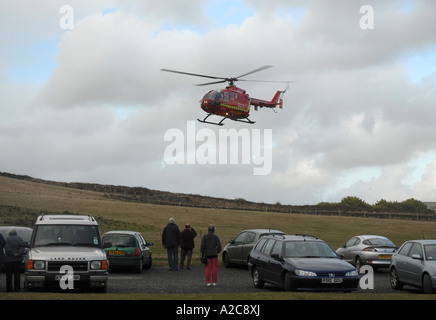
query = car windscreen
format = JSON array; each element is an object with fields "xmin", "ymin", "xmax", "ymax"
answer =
[
  {"xmin": 102, "ymin": 234, "xmax": 136, "ymax": 247},
  {"xmin": 285, "ymin": 241, "xmax": 338, "ymax": 258},
  {"xmin": 33, "ymin": 224, "xmax": 101, "ymax": 247}
]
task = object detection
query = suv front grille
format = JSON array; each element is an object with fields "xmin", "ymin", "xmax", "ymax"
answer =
[{"xmin": 47, "ymin": 261, "xmax": 89, "ymax": 272}]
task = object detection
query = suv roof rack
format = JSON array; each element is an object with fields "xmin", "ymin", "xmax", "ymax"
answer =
[{"xmin": 293, "ymin": 234, "xmax": 318, "ymax": 240}]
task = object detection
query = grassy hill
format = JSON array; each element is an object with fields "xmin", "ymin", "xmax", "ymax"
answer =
[
  {"xmin": 1, "ymin": 173, "xmax": 436, "ymax": 258},
  {"xmin": 2, "ymin": 173, "xmax": 436, "ymax": 300}
]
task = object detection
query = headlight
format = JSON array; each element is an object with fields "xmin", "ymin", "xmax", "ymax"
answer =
[
  {"xmin": 90, "ymin": 261, "xmax": 102, "ymax": 270},
  {"xmin": 90, "ymin": 260, "xmax": 108, "ymax": 270},
  {"xmin": 27, "ymin": 260, "xmax": 45, "ymax": 270},
  {"xmin": 295, "ymin": 269, "xmax": 317, "ymax": 277},
  {"xmin": 346, "ymin": 269, "xmax": 359, "ymax": 277}
]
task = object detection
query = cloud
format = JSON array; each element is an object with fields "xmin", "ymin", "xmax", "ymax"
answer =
[{"xmin": 2, "ymin": 1, "xmax": 436, "ymax": 205}]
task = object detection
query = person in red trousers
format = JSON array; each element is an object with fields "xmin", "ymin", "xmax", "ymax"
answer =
[{"xmin": 200, "ymin": 224, "xmax": 222, "ymax": 287}]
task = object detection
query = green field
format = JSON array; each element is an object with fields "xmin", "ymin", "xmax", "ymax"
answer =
[{"xmin": 1, "ymin": 175, "xmax": 436, "ymax": 300}]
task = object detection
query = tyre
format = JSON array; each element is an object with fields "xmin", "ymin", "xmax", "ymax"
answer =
[
  {"xmin": 390, "ymin": 267, "xmax": 403, "ymax": 290},
  {"xmin": 252, "ymin": 267, "xmax": 264, "ymax": 288},
  {"xmin": 422, "ymin": 274, "xmax": 434, "ymax": 294},
  {"xmin": 284, "ymin": 272, "xmax": 297, "ymax": 291},
  {"xmin": 223, "ymin": 252, "xmax": 232, "ymax": 268}
]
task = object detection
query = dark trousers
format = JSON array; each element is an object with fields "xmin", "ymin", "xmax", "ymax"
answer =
[
  {"xmin": 5, "ymin": 261, "xmax": 21, "ymax": 292},
  {"xmin": 166, "ymin": 247, "xmax": 179, "ymax": 271},
  {"xmin": 180, "ymin": 248, "xmax": 193, "ymax": 268}
]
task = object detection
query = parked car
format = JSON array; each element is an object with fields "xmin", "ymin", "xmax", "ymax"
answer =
[
  {"xmin": 336, "ymin": 235, "xmax": 397, "ymax": 270},
  {"xmin": 222, "ymin": 229, "xmax": 284, "ymax": 267},
  {"xmin": 0, "ymin": 226, "xmax": 33, "ymax": 270},
  {"xmin": 24, "ymin": 215, "xmax": 109, "ymax": 292},
  {"xmin": 248, "ymin": 234, "xmax": 359, "ymax": 292},
  {"xmin": 390, "ymin": 239, "xmax": 436, "ymax": 294},
  {"xmin": 102, "ymin": 230, "xmax": 153, "ymax": 273}
]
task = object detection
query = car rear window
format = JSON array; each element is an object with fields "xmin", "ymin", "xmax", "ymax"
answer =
[{"xmin": 103, "ymin": 234, "xmax": 136, "ymax": 247}]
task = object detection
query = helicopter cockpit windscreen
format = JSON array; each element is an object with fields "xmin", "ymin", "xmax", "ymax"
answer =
[{"xmin": 202, "ymin": 90, "xmax": 223, "ymax": 101}]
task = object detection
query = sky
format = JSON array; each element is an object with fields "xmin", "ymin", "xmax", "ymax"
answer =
[{"xmin": 1, "ymin": 0, "xmax": 436, "ymax": 206}]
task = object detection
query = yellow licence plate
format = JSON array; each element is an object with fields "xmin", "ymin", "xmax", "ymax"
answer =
[
  {"xmin": 378, "ymin": 254, "xmax": 391, "ymax": 259},
  {"xmin": 109, "ymin": 250, "xmax": 125, "ymax": 255}
]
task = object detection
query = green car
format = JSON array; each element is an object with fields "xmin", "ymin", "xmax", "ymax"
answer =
[{"xmin": 102, "ymin": 230, "xmax": 153, "ymax": 273}]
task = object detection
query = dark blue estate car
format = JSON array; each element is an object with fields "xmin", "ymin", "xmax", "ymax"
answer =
[{"xmin": 248, "ymin": 234, "xmax": 359, "ymax": 292}]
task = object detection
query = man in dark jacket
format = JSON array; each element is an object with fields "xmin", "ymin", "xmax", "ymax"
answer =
[
  {"xmin": 0, "ymin": 233, "xmax": 5, "ymax": 268},
  {"xmin": 5, "ymin": 228, "xmax": 25, "ymax": 292},
  {"xmin": 162, "ymin": 217, "xmax": 181, "ymax": 271},
  {"xmin": 200, "ymin": 224, "xmax": 222, "ymax": 286},
  {"xmin": 180, "ymin": 223, "xmax": 197, "ymax": 270}
]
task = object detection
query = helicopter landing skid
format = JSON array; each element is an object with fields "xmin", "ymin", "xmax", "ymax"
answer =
[
  {"xmin": 197, "ymin": 114, "xmax": 225, "ymax": 126},
  {"xmin": 197, "ymin": 114, "xmax": 255, "ymax": 126}
]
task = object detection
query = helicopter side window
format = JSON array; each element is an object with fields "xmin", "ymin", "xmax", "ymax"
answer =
[{"xmin": 223, "ymin": 91, "xmax": 229, "ymax": 102}]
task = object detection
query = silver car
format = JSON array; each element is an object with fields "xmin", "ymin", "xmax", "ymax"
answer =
[
  {"xmin": 222, "ymin": 229, "xmax": 284, "ymax": 267},
  {"xmin": 390, "ymin": 240, "xmax": 436, "ymax": 294},
  {"xmin": 336, "ymin": 235, "xmax": 397, "ymax": 270}
]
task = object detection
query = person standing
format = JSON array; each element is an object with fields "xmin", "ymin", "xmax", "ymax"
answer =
[
  {"xmin": 180, "ymin": 223, "xmax": 197, "ymax": 270},
  {"xmin": 162, "ymin": 217, "xmax": 181, "ymax": 271},
  {"xmin": 4, "ymin": 228, "xmax": 24, "ymax": 292},
  {"xmin": 200, "ymin": 224, "xmax": 222, "ymax": 286},
  {"xmin": 0, "ymin": 232, "xmax": 6, "ymax": 285}
]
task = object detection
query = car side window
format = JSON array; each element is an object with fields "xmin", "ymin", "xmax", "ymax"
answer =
[
  {"xmin": 346, "ymin": 237, "xmax": 359, "ymax": 247},
  {"xmin": 254, "ymin": 238, "xmax": 267, "ymax": 252},
  {"xmin": 270, "ymin": 240, "xmax": 283, "ymax": 257},
  {"xmin": 409, "ymin": 243, "xmax": 423, "ymax": 258},
  {"xmin": 245, "ymin": 232, "xmax": 256, "ymax": 244},
  {"xmin": 261, "ymin": 239, "xmax": 276, "ymax": 255},
  {"xmin": 398, "ymin": 242, "xmax": 413, "ymax": 256},
  {"xmin": 234, "ymin": 232, "xmax": 246, "ymax": 245},
  {"xmin": 138, "ymin": 234, "xmax": 146, "ymax": 247}
]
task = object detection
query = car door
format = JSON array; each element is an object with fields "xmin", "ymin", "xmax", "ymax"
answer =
[
  {"xmin": 266, "ymin": 240, "xmax": 284, "ymax": 286},
  {"xmin": 342, "ymin": 237, "xmax": 360, "ymax": 263},
  {"xmin": 404, "ymin": 242, "xmax": 424, "ymax": 287},
  {"xmin": 227, "ymin": 232, "xmax": 247, "ymax": 263},
  {"xmin": 240, "ymin": 232, "xmax": 256, "ymax": 264},
  {"xmin": 257, "ymin": 239, "xmax": 276, "ymax": 281},
  {"xmin": 395, "ymin": 242, "xmax": 413, "ymax": 280}
]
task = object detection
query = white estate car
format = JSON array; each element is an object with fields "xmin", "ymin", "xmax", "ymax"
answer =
[{"xmin": 24, "ymin": 215, "xmax": 109, "ymax": 292}]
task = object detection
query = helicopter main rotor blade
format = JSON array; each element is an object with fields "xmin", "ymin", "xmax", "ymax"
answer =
[
  {"xmin": 236, "ymin": 65, "xmax": 273, "ymax": 79},
  {"xmin": 196, "ymin": 80, "xmax": 228, "ymax": 86},
  {"xmin": 161, "ymin": 69, "xmax": 225, "ymax": 80},
  {"xmin": 237, "ymin": 79, "xmax": 295, "ymax": 84}
]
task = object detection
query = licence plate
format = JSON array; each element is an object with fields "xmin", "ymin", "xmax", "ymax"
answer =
[
  {"xmin": 55, "ymin": 274, "xmax": 80, "ymax": 281},
  {"xmin": 321, "ymin": 278, "xmax": 343, "ymax": 284},
  {"xmin": 109, "ymin": 250, "xmax": 125, "ymax": 255},
  {"xmin": 378, "ymin": 254, "xmax": 391, "ymax": 259}
]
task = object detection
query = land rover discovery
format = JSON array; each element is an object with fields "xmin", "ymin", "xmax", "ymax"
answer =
[{"xmin": 24, "ymin": 215, "xmax": 109, "ymax": 292}]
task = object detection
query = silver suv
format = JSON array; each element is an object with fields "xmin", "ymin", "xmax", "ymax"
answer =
[{"xmin": 24, "ymin": 215, "xmax": 109, "ymax": 292}]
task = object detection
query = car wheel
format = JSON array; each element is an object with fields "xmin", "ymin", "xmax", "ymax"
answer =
[
  {"xmin": 390, "ymin": 267, "xmax": 403, "ymax": 290},
  {"xmin": 136, "ymin": 258, "xmax": 143, "ymax": 273},
  {"xmin": 252, "ymin": 267, "xmax": 264, "ymax": 288},
  {"xmin": 355, "ymin": 257, "xmax": 363, "ymax": 271},
  {"xmin": 422, "ymin": 274, "xmax": 434, "ymax": 294},
  {"xmin": 284, "ymin": 272, "xmax": 297, "ymax": 292},
  {"xmin": 223, "ymin": 252, "xmax": 231, "ymax": 268},
  {"xmin": 144, "ymin": 255, "xmax": 152, "ymax": 269}
]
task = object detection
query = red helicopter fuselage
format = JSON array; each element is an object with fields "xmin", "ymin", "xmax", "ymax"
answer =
[{"xmin": 199, "ymin": 85, "xmax": 283, "ymax": 125}]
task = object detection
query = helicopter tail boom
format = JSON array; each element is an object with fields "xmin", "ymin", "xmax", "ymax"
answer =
[{"xmin": 251, "ymin": 90, "xmax": 285, "ymax": 110}]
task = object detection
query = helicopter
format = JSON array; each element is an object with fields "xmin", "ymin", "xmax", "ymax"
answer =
[{"xmin": 161, "ymin": 65, "xmax": 291, "ymax": 126}]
